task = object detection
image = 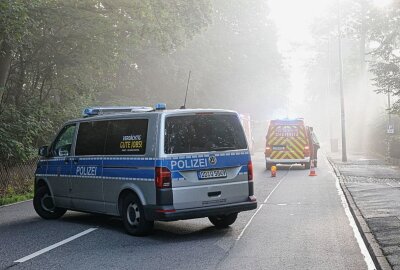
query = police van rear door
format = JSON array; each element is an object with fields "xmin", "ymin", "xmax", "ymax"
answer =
[{"xmin": 161, "ymin": 111, "xmax": 251, "ymax": 210}]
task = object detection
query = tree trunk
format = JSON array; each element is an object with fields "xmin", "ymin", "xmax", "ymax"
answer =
[{"xmin": 0, "ymin": 41, "xmax": 12, "ymax": 89}]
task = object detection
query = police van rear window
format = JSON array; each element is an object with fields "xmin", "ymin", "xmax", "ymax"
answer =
[{"xmin": 164, "ymin": 114, "xmax": 247, "ymax": 154}]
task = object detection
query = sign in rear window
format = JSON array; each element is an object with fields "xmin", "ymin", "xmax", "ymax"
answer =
[
  {"xmin": 275, "ymin": 126, "xmax": 299, "ymax": 137},
  {"xmin": 105, "ymin": 119, "xmax": 148, "ymax": 155}
]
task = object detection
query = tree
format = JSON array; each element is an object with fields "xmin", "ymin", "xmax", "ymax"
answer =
[
  {"xmin": 0, "ymin": 0, "xmax": 211, "ymax": 161},
  {"xmin": 367, "ymin": 2, "xmax": 400, "ymax": 113}
]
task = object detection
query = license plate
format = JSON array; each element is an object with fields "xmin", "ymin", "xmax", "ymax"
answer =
[
  {"xmin": 198, "ymin": 169, "xmax": 227, "ymax": 180},
  {"xmin": 272, "ymin": 145, "xmax": 285, "ymax": 151}
]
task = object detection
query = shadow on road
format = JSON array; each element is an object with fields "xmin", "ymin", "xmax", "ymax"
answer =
[{"xmin": 61, "ymin": 212, "xmax": 230, "ymax": 241}]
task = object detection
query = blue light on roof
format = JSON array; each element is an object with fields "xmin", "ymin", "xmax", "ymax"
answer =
[
  {"xmin": 155, "ymin": 103, "xmax": 166, "ymax": 110},
  {"xmin": 82, "ymin": 106, "xmax": 153, "ymax": 117},
  {"xmin": 83, "ymin": 108, "xmax": 99, "ymax": 117}
]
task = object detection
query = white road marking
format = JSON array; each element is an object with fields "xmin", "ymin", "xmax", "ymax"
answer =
[
  {"xmin": 334, "ymin": 173, "xmax": 376, "ymax": 270},
  {"xmin": 14, "ymin": 228, "xmax": 98, "ymax": 263},
  {"xmin": 236, "ymin": 177, "xmax": 285, "ymax": 241}
]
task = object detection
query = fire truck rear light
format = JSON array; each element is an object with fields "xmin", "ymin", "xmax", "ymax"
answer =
[
  {"xmin": 265, "ymin": 146, "xmax": 272, "ymax": 156},
  {"xmin": 304, "ymin": 146, "xmax": 310, "ymax": 156}
]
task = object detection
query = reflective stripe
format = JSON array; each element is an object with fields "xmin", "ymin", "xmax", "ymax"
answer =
[{"xmin": 36, "ymin": 151, "xmax": 250, "ymax": 182}]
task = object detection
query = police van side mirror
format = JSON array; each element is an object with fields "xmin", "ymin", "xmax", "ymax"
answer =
[{"xmin": 38, "ymin": 146, "xmax": 49, "ymax": 157}]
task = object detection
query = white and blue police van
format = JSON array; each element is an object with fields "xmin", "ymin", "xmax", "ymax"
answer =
[{"xmin": 34, "ymin": 104, "xmax": 257, "ymax": 236}]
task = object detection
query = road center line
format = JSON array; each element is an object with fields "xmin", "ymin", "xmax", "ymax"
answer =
[
  {"xmin": 236, "ymin": 177, "xmax": 285, "ymax": 241},
  {"xmin": 14, "ymin": 228, "xmax": 98, "ymax": 263}
]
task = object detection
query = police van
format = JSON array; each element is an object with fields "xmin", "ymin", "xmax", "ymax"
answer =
[{"xmin": 34, "ymin": 105, "xmax": 257, "ymax": 236}]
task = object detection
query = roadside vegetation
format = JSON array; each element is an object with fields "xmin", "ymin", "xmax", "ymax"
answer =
[
  {"xmin": 0, "ymin": 0, "xmax": 288, "ymax": 204},
  {"xmin": 305, "ymin": 0, "xmax": 400, "ymax": 156}
]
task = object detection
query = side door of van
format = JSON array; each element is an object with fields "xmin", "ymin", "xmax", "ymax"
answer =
[
  {"xmin": 102, "ymin": 117, "xmax": 156, "ymax": 215},
  {"xmin": 46, "ymin": 124, "xmax": 77, "ymax": 209},
  {"xmin": 71, "ymin": 120, "xmax": 108, "ymax": 213}
]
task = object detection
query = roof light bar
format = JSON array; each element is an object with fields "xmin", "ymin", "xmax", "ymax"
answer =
[
  {"xmin": 82, "ymin": 106, "xmax": 153, "ymax": 117},
  {"xmin": 155, "ymin": 103, "xmax": 166, "ymax": 110}
]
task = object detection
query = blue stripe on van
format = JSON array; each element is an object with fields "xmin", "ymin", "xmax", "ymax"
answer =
[
  {"xmin": 37, "ymin": 152, "xmax": 249, "ymax": 181},
  {"xmin": 160, "ymin": 153, "xmax": 250, "ymax": 172},
  {"xmin": 102, "ymin": 168, "xmax": 154, "ymax": 179}
]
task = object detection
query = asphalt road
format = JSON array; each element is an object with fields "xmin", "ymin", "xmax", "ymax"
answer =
[{"xmin": 0, "ymin": 153, "xmax": 370, "ymax": 270}]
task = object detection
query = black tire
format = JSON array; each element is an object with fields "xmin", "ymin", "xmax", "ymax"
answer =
[
  {"xmin": 304, "ymin": 162, "xmax": 311, "ymax": 170},
  {"xmin": 266, "ymin": 163, "xmax": 272, "ymax": 170},
  {"xmin": 33, "ymin": 186, "xmax": 66, "ymax": 219},
  {"xmin": 209, "ymin": 212, "xmax": 238, "ymax": 228},
  {"xmin": 121, "ymin": 193, "xmax": 154, "ymax": 236}
]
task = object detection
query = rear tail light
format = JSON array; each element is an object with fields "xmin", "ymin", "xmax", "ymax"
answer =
[
  {"xmin": 304, "ymin": 145, "xmax": 310, "ymax": 157},
  {"xmin": 155, "ymin": 167, "xmax": 172, "ymax": 189},
  {"xmin": 247, "ymin": 161, "xmax": 253, "ymax": 181},
  {"xmin": 265, "ymin": 146, "xmax": 272, "ymax": 156}
]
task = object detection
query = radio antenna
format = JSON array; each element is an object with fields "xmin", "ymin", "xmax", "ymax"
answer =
[{"xmin": 181, "ymin": 70, "xmax": 191, "ymax": 109}]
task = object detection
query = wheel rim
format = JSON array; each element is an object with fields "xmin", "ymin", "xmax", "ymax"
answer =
[
  {"xmin": 126, "ymin": 202, "xmax": 140, "ymax": 227},
  {"xmin": 41, "ymin": 194, "xmax": 55, "ymax": 212}
]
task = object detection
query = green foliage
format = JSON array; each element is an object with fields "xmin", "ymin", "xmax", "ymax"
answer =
[
  {"xmin": 0, "ymin": 0, "xmax": 211, "ymax": 162},
  {"xmin": 0, "ymin": 192, "xmax": 33, "ymax": 206},
  {"xmin": 0, "ymin": 0, "xmax": 287, "ymax": 163},
  {"xmin": 367, "ymin": 3, "xmax": 400, "ymax": 113}
]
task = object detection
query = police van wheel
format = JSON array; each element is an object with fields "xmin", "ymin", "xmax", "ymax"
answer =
[
  {"xmin": 122, "ymin": 193, "xmax": 154, "ymax": 236},
  {"xmin": 208, "ymin": 212, "xmax": 238, "ymax": 228},
  {"xmin": 304, "ymin": 162, "xmax": 310, "ymax": 170},
  {"xmin": 33, "ymin": 186, "xmax": 66, "ymax": 219}
]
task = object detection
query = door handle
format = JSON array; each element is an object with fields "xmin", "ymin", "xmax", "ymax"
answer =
[
  {"xmin": 72, "ymin": 158, "xmax": 79, "ymax": 165},
  {"xmin": 64, "ymin": 157, "xmax": 70, "ymax": 164},
  {"xmin": 208, "ymin": 191, "xmax": 221, "ymax": 197}
]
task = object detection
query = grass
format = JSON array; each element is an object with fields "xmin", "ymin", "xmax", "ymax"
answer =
[{"xmin": 0, "ymin": 192, "xmax": 34, "ymax": 206}]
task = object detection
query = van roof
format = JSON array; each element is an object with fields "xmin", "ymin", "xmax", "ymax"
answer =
[
  {"xmin": 66, "ymin": 108, "xmax": 238, "ymax": 124},
  {"xmin": 270, "ymin": 118, "xmax": 305, "ymax": 125}
]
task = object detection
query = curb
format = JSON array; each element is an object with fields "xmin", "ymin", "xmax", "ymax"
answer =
[
  {"xmin": 0, "ymin": 199, "xmax": 32, "ymax": 208},
  {"xmin": 327, "ymin": 157, "xmax": 392, "ymax": 270}
]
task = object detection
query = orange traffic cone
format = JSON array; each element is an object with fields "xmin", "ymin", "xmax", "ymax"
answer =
[
  {"xmin": 271, "ymin": 165, "xmax": 277, "ymax": 177},
  {"xmin": 309, "ymin": 160, "xmax": 317, "ymax": 176}
]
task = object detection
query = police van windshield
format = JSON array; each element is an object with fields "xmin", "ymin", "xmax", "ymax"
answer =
[{"xmin": 164, "ymin": 114, "xmax": 247, "ymax": 154}]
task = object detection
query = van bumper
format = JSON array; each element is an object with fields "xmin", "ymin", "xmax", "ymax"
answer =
[{"xmin": 145, "ymin": 197, "xmax": 257, "ymax": 221}]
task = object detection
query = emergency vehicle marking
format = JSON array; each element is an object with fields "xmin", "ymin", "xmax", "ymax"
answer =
[
  {"xmin": 40, "ymin": 151, "xmax": 250, "ymax": 182},
  {"xmin": 170, "ymin": 158, "xmax": 208, "ymax": 170},
  {"xmin": 76, "ymin": 166, "xmax": 97, "ymax": 176},
  {"xmin": 268, "ymin": 124, "xmax": 308, "ymax": 160}
]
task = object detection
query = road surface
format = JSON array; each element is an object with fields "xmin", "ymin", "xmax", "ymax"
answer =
[{"xmin": 0, "ymin": 153, "xmax": 371, "ymax": 270}]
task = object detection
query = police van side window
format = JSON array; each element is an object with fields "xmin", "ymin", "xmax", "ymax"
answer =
[
  {"xmin": 52, "ymin": 124, "xmax": 76, "ymax": 157},
  {"xmin": 75, "ymin": 121, "xmax": 108, "ymax": 156},
  {"xmin": 104, "ymin": 119, "xmax": 148, "ymax": 155}
]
